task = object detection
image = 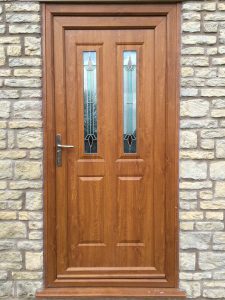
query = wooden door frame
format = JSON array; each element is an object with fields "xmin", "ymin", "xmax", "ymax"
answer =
[{"xmin": 37, "ymin": 2, "xmax": 185, "ymax": 298}]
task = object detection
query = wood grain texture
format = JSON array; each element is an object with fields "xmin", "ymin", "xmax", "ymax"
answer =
[
  {"xmin": 36, "ymin": 287, "xmax": 186, "ymax": 297},
  {"xmin": 40, "ymin": 3, "xmax": 182, "ymax": 297}
]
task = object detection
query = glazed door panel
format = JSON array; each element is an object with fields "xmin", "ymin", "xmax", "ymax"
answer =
[{"xmin": 43, "ymin": 3, "xmax": 180, "ymax": 290}]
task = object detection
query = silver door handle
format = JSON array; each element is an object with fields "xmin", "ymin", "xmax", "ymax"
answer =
[
  {"xmin": 56, "ymin": 134, "xmax": 75, "ymax": 167},
  {"xmin": 57, "ymin": 144, "xmax": 75, "ymax": 149}
]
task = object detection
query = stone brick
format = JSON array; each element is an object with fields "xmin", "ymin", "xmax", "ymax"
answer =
[
  {"xmin": 180, "ymin": 272, "xmax": 211, "ymax": 280},
  {"xmin": 201, "ymin": 201, "xmax": 225, "ymax": 210},
  {"xmin": 25, "ymin": 37, "xmax": 41, "ymax": 55},
  {"xmin": 201, "ymin": 139, "xmax": 214, "ymax": 150},
  {"xmin": 180, "ymin": 232, "xmax": 211, "ymax": 250},
  {"xmin": 196, "ymin": 222, "xmax": 224, "ymax": 231},
  {"xmin": 29, "ymin": 220, "xmax": 43, "ymax": 229},
  {"xmin": 181, "ymin": 119, "xmax": 218, "ymax": 129},
  {"xmin": 180, "ymin": 150, "xmax": 214, "ymax": 160},
  {"xmin": 199, "ymin": 252, "xmax": 225, "ymax": 270},
  {"xmin": 14, "ymin": 69, "xmax": 41, "ymax": 77},
  {"xmin": 14, "ymin": 161, "xmax": 42, "ymax": 180},
  {"xmin": 203, "ymin": 3, "xmax": 216, "ymax": 11},
  {"xmin": 0, "ymin": 90, "xmax": 19, "ymax": 99},
  {"xmin": 182, "ymin": 2, "xmax": 201, "ymax": 11},
  {"xmin": 180, "ymin": 281, "xmax": 201, "ymax": 298},
  {"xmin": 182, "ymin": 35, "xmax": 217, "ymax": 45},
  {"xmin": 25, "ymin": 252, "xmax": 43, "ymax": 270},
  {"xmin": 183, "ymin": 12, "xmax": 201, "ymax": 21},
  {"xmin": 203, "ymin": 289, "xmax": 225, "ymax": 298},
  {"xmin": 12, "ymin": 271, "xmax": 42, "ymax": 280},
  {"xmin": 17, "ymin": 130, "xmax": 42, "ymax": 149},
  {"xmin": 9, "ymin": 57, "xmax": 41, "ymax": 67},
  {"xmin": 7, "ymin": 45, "xmax": 21, "ymax": 56},
  {"xmin": 212, "ymin": 99, "xmax": 225, "ymax": 108},
  {"xmin": 0, "ymin": 251, "xmax": 22, "ymax": 262},
  {"xmin": 9, "ymin": 181, "xmax": 42, "ymax": 190},
  {"xmin": 206, "ymin": 212, "xmax": 224, "ymax": 221},
  {"xmin": 0, "ymin": 271, "xmax": 7, "ymax": 280},
  {"xmin": 180, "ymin": 181, "xmax": 212, "ymax": 190},
  {"xmin": 180, "ymin": 212, "xmax": 203, "ymax": 221},
  {"xmin": 207, "ymin": 78, "xmax": 225, "ymax": 86},
  {"xmin": 182, "ymin": 47, "xmax": 204, "ymax": 55},
  {"xmin": 212, "ymin": 57, "xmax": 225, "ymax": 65},
  {"xmin": 204, "ymin": 22, "xmax": 218, "ymax": 32},
  {"xmin": 180, "ymin": 131, "xmax": 197, "ymax": 149},
  {"xmin": 25, "ymin": 192, "xmax": 42, "ymax": 210},
  {"xmin": 182, "ymin": 22, "xmax": 200, "ymax": 32},
  {"xmin": 0, "ymin": 150, "xmax": 26, "ymax": 159},
  {"xmin": 195, "ymin": 68, "xmax": 217, "ymax": 78},
  {"xmin": 180, "ymin": 253, "xmax": 196, "ymax": 271},
  {"xmin": 180, "ymin": 100, "xmax": 209, "ymax": 117},
  {"xmin": 5, "ymin": 78, "xmax": 41, "ymax": 88},
  {"xmin": 0, "ymin": 211, "xmax": 17, "ymax": 220},
  {"xmin": 219, "ymin": 67, "xmax": 225, "ymax": 77},
  {"xmin": 6, "ymin": 13, "xmax": 40, "ymax": 23},
  {"xmin": 201, "ymin": 89, "xmax": 225, "ymax": 97},
  {"xmin": 213, "ymin": 233, "xmax": 225, "ymax": 244},
  {"xmin": 5, "ymin": 3, "xmax": 40, "ymax": 12},
  {"xmin": 0, "ymin": 101, "xmax": 10, "ymax": 118},
  {"xmin": 29, "ymin": 231, "xmax": 42, "ymax": 240},
  {"xmin": 0, "ymin": 222, "xmax": 26, "ymax": 238},
  {"xmin": 210, "ymin": 161, "xmax": 225, "ymax": 180},
  {"xmin": 17, "ymin": 241, "xmax": 43, "ymax": 251},
  {"xmin": 201, "ymin": 129, "xmax": 225, "ymax": 138},
  {"xmin": 9, "ymin": 24, "xmax": 40, "ymax": 34},
  {"xmin": 215, "ymin": 182, "xmax": 225, "ymax": 197},
  {"xmin": 182, "ymin": 56, "xmax": 209, "ymax": 66},
  {"xmin": 19, "ymin": 211, "xmax": 42, "ymax": 221},
  {"xmin": 180, "ymin": 191, "xmax": 197, "ymax": 200},
  {"xmin": 16, "ymin": 281, "xmax": 42, "ymax": 298},
  {"xmin": 0, "ymin": 282, "xmax": 13, "ymax": 298},
  {"xmin": 204, "ymin": 13, "xmax": 225, "ymax": 21},
  {"xmin": 180, "ymin": 161, "xmax": 207, "ymax": 180},
  {"xmin": 199, "ymin": 190, "xmax": 213, "ymax": 200},
  {"xmin": 211, "ymin": 110, "xmax": 225, "ymax": 117},
  {"xmin": 0, "ymin": 37, "xmax": 20, "ymax": 44},
  {"xmin": 9, "ymin": 121, "xmax": 42, "ymax": 129},
  {"xmin": 0, "ymin": 161, "xmax": 12, "ymax": 179},
  {"xmin": 181, "ymin": 88, "xmax": 198, "ymax": 97}
]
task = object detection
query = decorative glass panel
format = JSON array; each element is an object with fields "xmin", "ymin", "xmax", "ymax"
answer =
[
  {"xmin": 123, "ymin": 51, "xmax": 137, "ymax": 153},
  {"xmin": 83, "ymin": 51, "xmax": 97, "ymax": 154}
]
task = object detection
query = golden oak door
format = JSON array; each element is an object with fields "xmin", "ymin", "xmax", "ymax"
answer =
[{"xmin": 40, "ymin": 3, "xmax": 182, "ymax": 297}]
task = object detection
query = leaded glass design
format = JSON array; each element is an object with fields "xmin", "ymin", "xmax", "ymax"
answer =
[
  {"xmin": 83, "ymin": 51, "xmax": 97, "ymax": 154},
  {"xmin": 123, "ymin": 51, "xmax": 137, "ymax": 153}
]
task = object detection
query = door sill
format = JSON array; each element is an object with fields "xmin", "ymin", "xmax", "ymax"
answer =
[{"xmin": 36, "ymin": 287, "xmax": 186, "ymax": 298}]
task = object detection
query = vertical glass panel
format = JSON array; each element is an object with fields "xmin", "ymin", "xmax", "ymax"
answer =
[
  {"xmin": 123, "ymin": 51, "xmax": 137, "ymax": 153},
  {"xmin": 83, "ymin": 51, "xmax": 97, "ymax": 154}
]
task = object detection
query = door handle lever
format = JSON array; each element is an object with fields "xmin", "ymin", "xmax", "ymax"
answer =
[
  {"xmin": 56, "ymin": 134, "xmax": 75, "ymax": 167},
  {"xmin": 57, "ymin": 144, "xmax": 75, "ymax": 149}
]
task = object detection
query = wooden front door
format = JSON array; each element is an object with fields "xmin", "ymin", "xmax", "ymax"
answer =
[{"xmin": 40, "ymin": 3, "xmax": 182, "ymax": 297}]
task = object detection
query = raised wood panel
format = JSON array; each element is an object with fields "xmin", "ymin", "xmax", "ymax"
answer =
[
  {"xmin": 78, "ymin": 177, "xmax": 105, "ymax": 245},
  {"xmin": 38, "ymin": 3, "xmax": 184, "ymax": 297},
  {"xmin": 117, "ymin": 176, "xmax": 144, "ymax": 245}
]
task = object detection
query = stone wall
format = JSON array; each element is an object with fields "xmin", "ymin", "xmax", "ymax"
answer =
[
  {"xmin": 0, "ymin": 0, "xmax": 225, "ymax": 299},
  {"xmin": 0, "ymin": 1, "xmax": 43, "ymax": 298},
  {"xmin": 180, "ymin": 0, "xmax": 225, "ymax": 298}
]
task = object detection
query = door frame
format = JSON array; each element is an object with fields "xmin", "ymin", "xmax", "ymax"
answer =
[{"xmin": 37, "ymin": 2, "xmax": 185, "ymax": 298}]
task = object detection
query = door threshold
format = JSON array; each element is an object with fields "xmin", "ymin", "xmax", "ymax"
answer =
[{"xmin": 36, "ymin": 287, "xmax": 186, "ymax": 298}]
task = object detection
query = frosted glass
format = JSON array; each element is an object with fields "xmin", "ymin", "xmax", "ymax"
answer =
[
  {"xmin": 83, "ymin": 51, "xmax": 97, "ymax": 154},
  {"xmin": 123, "ymin": 51, "xmax": 137, "ymax": 153}
]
